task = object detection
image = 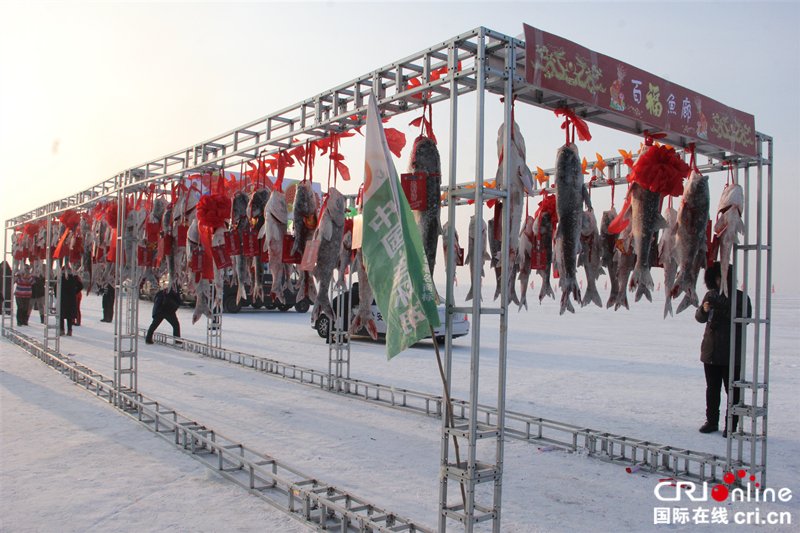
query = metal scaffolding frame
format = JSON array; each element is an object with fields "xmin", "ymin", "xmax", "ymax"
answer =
[{"xmin": 2, "ymin": 26, "xmax": 773, "ymax": 532}]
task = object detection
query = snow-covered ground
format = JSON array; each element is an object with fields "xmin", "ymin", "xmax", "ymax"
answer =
[{"xmin": 2, "ymin": 288, "xmax": 798, "ymax": 532}]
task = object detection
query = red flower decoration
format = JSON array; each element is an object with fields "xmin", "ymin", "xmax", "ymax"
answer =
[
  {"xmin": 197, "ymin": 193, "xmax": 232, "ymax": 229},
  {"xmin": 630, "ymin": 144, "xmax": 691, "ymax": 197}
]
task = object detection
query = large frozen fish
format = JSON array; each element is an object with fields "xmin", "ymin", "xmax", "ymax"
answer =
[
  {"xmin": 162, "ymin": 204, "xmax": 178, "ymax": 290},
  {"xmin": 517, "ymin": 215, "xmax": 536, "ymax": 310},
  {"xmin": 259, "ymin": 188, "xmax": 288, "ymax": 304},
  {"xmin": 672, "ymin": 170, "xmax": 710, "ymax": 313},
  {"xmin": 465, "ymin": 215, "xmax": 490, "ymax": 301},
  {"xmin": 535, "ymin": 212, "xmax": 555, "ymax": 303},
  {"xmin": 495, "ymin": 121, "xmax": 533, "ymax": 307},
  {"xmin": 336, "ymin": 219, "xmax": 353, "ymax": 291},
  {"xmin": 579, "ymin": 208, "xmax": 604, "ymax": 308},
  {"xmin": 311, "ymin": 188, "xmax": 345, "ymax": 324},
  {"xmin": 628, "ymin": 182, "xmax": 666, "ymax": 303},
  {"xmin": 247, "ymin": 188, "xmax": 270, "ymax": 302},
  {"xmin": 230, "ymin": 192, "xmax": 250, "ymax": 303},
  {"xmin": 600, "ymin": 208, "xmax": 620, "ymax": 309},
  {"xmin": 291, "ymin": 180, "xmax": 318, "ymax": 303},
  {"xmin": 349, "ymin": 249, "xmax": 378, "ymax": 340},
  {"xmin": 487, "ymin": 219, "xmax": 502, "ymax": 301},
  {"xmin": 613, "ymin": 223, "xmax": 636, "ymax": 311},
  {"xmin": 554, "ymin": 143, "xmax": 591, "ymax": 315},
  {"xmin": 187, "ymin": 221, "xmax": 212, "ymax": 324},
  {"xmin": 659, "ymin": 206, "xmax": 680, "ymax": 318},
  {"xmin": 714, "ymin": 184, "xmax": 745, "ymax": 297},
  {"xmin": 408, "ymin": 136, "xmax": 441, "ymax": 279}
]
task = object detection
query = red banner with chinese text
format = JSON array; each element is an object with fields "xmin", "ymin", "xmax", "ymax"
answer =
[{"xmin": 523, "ymin": 24, "xmax": 757, "ymax": 157}]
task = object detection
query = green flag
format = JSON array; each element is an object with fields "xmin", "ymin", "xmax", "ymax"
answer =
[{"xmin": 361, "ymin": 93, "xmax": 440, "ymax": 359}]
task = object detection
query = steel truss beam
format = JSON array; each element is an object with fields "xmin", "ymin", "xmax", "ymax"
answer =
[
  {"xmin": 5, "ymin": 27, "xmax": 761, "ymax": 230},
  {"xmin": 139, "ymin": 329, "xmax": 735, "ymax": 485},
  {"xmin": 2, "ymin": 328, "xmax": 433, "ymax": 533}
]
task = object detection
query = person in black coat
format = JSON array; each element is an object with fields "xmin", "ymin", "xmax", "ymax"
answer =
[
  {"xmin": 695, "ymin": 262, "xmax": 752, "ymax": 436},
  {"xmin": 101, "ymin": 284, "xmax": 115, "ymax": 322},
  {"xmin": 145, "ymin": 287, "xmax": 181, "ymax": 344},
  {"xmin": 59, "ymin": 273, "xmax": 83, "ymax": 336},
  {"xmin": 30, "ymin": 274, "xmax": 45, "ymax": 324}
]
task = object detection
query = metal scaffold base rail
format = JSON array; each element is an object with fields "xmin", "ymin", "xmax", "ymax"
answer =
[
  {"xmin": 2, "ymin": 327, "xmax": 433, "ymax": 533},
  {"xmin": 141, "ymin": 329, "xmax": 741, "ymax": 484}
]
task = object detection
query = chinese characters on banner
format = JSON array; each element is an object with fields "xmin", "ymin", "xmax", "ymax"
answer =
[
  {"xmin": 523, "ymin": 24, "xmax": 757, "ymax": 157},
  {"xmin": 361, "ymin": 92, "xmax": 440, "ymax": 360}
]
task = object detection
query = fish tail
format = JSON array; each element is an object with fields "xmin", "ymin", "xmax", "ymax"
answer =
[
  {"xmin": 614, "ymin": 291, "xmax": 629, "ymax": 311},
  {"xmin": 675, "ymin": 294, "xmax": 695, "ymax": 314},
  {"xmin": 582, "ymin": 283, "xmax": 602, "ymax": 308},
  {"xmin": 559, "ymin": 277, "xmax": 579, "ymax": 315},
  {"xmin": 465, "ymin": 285, "xmax": 474, "ymax": 301},
  {"xmin": 539, "ymin": 280, "xmax": 555, "ymax": 303},
  {"xmin": 663, "ymin": 296, "xmax": 673, "ymax": 319}
]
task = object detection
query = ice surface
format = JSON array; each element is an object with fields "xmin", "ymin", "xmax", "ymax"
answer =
[{"xmin": 2, "ymin": 289, "xmax": 798, "ymax": 532}]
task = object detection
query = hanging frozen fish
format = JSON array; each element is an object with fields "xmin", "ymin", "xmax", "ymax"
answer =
[
  {"xmin": 291, "ymin": 180, "xmax": 318, "ymax": 302},
  {"xmin": 517, "ymin": 215, "xmax": 536, "ymax": 310},
  {"xmin": 613, "ymin": 222, "xmax": 636, "ymax": 311},
  {"xmin": 247, "ymin": 188, "xmax": 270, "ymax": 302},
  {"xmin": 600, "ymin": 208, "xmax": 620, "ymax": 309},
  {"xmin": 349, "ymin": 249, "xmax": 378, "ymax": 340},
  {"xmin": 162, "ymin": 203, "xmax": 178, "ymax": 289},
  {"xmin": 259, "ymin": 186, "xmax": 288, "ymax": 304},
  {"xmin": 495, "ymin": 121, "xmax": 533, "ymax": 307},
  {"xmin": 579, "ymin": 208, "xmax": 604, "ymax": 308},
  {"xmin": 187, "ymin": 220, "xmax": 212, "ymax": 324},
  {"xmin": 311, "ymin": 188, "xmax": 346, "ymax": 325},
  {"xmin": 553, "ymin": 143, "xmax": 591, "ymax": 314},
  {"xmin": 336, "ymin": 218, "xmax": 354, "ymax": 291},
  {"xmin": 714, "ymin": 184, "xmax": 745, "ymax": 297},
  {"xmin": 229, "ymin": 191, "xmax": 250, "ymax": 303},
  {"xmin": 487, "ymin": 219, "xmax": 502, "ymax": 301},
  {"xmin": 535, "ymin": 211, "xmax": 555, "ymax": 303},
  {"xmin": 465, "ymin": 215, "xmax": 490, "ymax": 301},
  {"xmin": 611, "ymin": 143, "xmax": 689, "ymax": 303},
  {"xmin": 659, "ymin": 205, "xmax": 680, "ymax": 318},
  {"xmin": 407, "ymin": 135, "xmax": 441, "ymax": 282},
  {"xmin": 671, "ymin": 170, "xmax": 710, "ymax": 313}
]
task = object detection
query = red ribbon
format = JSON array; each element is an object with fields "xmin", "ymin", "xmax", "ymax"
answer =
[{"xmin": 555, "ymin": 107, "xmax": 592, "ymax": 144}]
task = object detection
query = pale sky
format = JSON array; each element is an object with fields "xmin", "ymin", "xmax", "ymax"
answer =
[{"xmin": 2, "ymin": 1, "xmax": 798, "ymax": 292}]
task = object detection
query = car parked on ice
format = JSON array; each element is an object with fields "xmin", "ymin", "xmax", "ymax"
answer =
[
  {"xmin": 222, "ymin": 269, "xmax": 311, "ymax": 314},
  {"xmin": 313, "ymin": 283, "xmax": 469, "ymax": 343}
]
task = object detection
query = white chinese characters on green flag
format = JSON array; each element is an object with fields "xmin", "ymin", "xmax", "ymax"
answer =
[{"xmin": 361, "ymin": 92, "xmax": 440, "ymax": 359}]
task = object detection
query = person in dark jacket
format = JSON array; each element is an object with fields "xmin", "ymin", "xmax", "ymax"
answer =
[
  {"xmin": 59, "ymin": 273, "xmax": 84, "ymax": 336},
  {"xmin": 29, "ymin": 274, "xmax": 46, "ymax": 324},
  {"xmin": 145, "ymin": 287, "xmax": 181, "ymax": 344},
  {"xmin": 101, "ymin": 283, "xmax": 115, "ymax": 322},
  {"xmin": 695, "ymin": 262, "xmax": 752, "ymax": 437}
]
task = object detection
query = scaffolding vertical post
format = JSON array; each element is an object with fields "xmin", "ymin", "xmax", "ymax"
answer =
[
  {"xmin": 44, "ymin": 215, "xmax": 61, "ymax": 353},
  {"xmin": 327, "ymin": 276, "xmax": 351, "ymax": 393},
  {"xmin": 438, "ymin": 36, "xmax": 459, "ymax": 533},
  {"xmin": 726, "ymin": 135, "xmax": 771, "ymax": 487},
  {"xmin": 207, "ymin": 283, "xmax": 222, "ymax": 357},
  {"xmin": 439, "ymin": 28, "xmax": 509, "ymax": 532},
  {"xmin": 113, "ymin": 183, "xmax": 139, "ymax": 408},
  {"xmin": 2, "ymin": 225, "xmax": 13, "ymax": 334}
]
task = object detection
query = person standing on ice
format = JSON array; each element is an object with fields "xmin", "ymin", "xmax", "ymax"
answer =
[
  {"xmin": 145, "ymin": 286, "xmax": 181, "ymax": 344},
  {"xmin": 14, "ymin": 265, "xmax": 33, "ymax": 326},
  {"xmin": 100, "ymin": 283, "xmax": 115, "ymax": 323},
  {"xmin": 695, "ymin": 262, "xmax": 751, "ymax": 437},
  {"xmin": 29, "ymin": 273, "xmax": 45, "ymax": 324},
  {"xmin": 59, "ymin": 272, "xmax": 83, "ymax": 336}
]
